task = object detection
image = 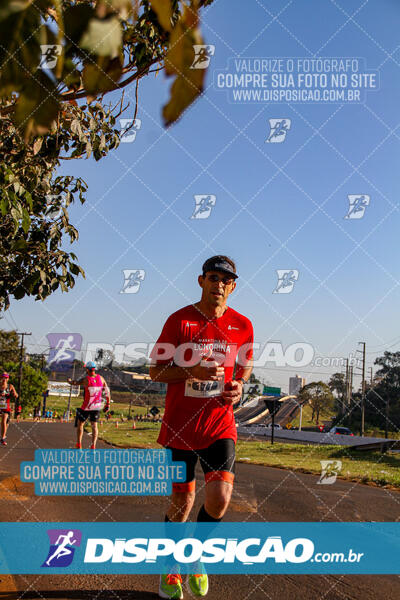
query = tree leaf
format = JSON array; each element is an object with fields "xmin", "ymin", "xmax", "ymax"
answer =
[
  {"xmin": 14, "ymin": 71, "xmax": 60, "ymax": 141},
  {"xmin": 21, "ymin": 209, "xmax": 30, "ymax": 234},
  {"xmin": 80, "ymin": 16, "xmax": 122, "ymax": 59},
  {"xmin": 162, "ymin": 7, "xmax": 205, "ymax": 126},
  {"xmin": 0, "ymin": 4, "xmax": 41, "ymax": 95},
  {"xmin": 150, "ymin": 0, "xmax": 172, "ymax": 31},
  {"xmin": 32, "ymin": 137, "xmax": 43, "ymax": 155},
  {"xmin": 0, "ymin": 0, "xmax": 31, "ymax": 21},
  {"xmin": 107, "ymin": 0, "xmax": 132, "ymax": 20},
  {"xmin": 82, "ymin": 56, "xmax": 123, "ymax": 95},
  {"xmin": 64, "ymin": 4, "xmax": 95, "ymax": 46}
]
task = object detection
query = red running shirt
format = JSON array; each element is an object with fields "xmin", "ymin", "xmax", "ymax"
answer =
[
  {"xmin": 0, "ymin": 386, "xmax": 11, "ymax": 411},
  {"xmin": 151, "ymin": 305, "xmax": 254, "ymax": 450}
]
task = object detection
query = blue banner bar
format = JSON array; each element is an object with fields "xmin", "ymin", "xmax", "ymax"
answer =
[{"xmin": 0, "ymin": 523, "xmax": 398, "ymax": 574}]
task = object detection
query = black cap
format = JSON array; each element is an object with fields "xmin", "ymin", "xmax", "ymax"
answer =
[{"xmin": 202, "ymin": 257, "xmax": 238, "ymax": 279}]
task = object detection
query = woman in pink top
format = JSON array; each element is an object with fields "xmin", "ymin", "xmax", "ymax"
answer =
[{"xmin": 68, "ymin": 361, "xmax": 110, "ymax": 449}]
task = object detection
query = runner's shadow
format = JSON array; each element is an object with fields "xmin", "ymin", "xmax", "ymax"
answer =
[{"xmin": 0, "ymin": 591, "xmax": 158, "ymax": 599}]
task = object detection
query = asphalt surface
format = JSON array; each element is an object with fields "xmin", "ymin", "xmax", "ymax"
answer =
[{"xmin": 0, "ymin": 421, "xmax": 399, "ymax": 600}]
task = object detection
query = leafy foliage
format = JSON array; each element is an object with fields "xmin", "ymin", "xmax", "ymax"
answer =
[
  {"xmin": 2, "ymin": 360, "xmax": 48, "ymax": 413},
  {"xmin": 367, "ymin": 351, "xmax": 400, "ymax": 430},
  {"xmin": 298, "ymin": 381, "xmax": 334, "ymax": 425},
  {"xmin": 0, "ymin": 0, "xmax": 213, "ymax": 310},
  {"xmin": 328, "ymin": 372, "xmax": 346, "ymax": 398},
  {"xmin": 0, "ymin": 328, "xmax": 21, "ymax": 363}
]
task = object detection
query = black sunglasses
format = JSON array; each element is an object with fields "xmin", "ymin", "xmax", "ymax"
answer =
[{"xmin": 206, "ymin": 273, "xmax": 235, "ymax": 285}]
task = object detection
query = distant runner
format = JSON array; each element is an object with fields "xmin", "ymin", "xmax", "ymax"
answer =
[
  {"xmin": 150, "ymin": 255, "xmax": 253, "ymax": 599},
  {"xmin": 68, "ymin": 361, "xmax": 110, "ymax": 449},
  {"xmin": 0, "ymin": 373, "xmax": 18, "ymax": 446}
]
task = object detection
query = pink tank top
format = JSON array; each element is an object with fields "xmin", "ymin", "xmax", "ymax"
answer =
[{"xmin": 81, "ymin": 374, "xmax": 104, "ymax": 410}]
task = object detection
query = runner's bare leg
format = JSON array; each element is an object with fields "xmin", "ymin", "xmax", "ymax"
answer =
[
  {"xmin": 1, "ymin": 413, "xmax": 7, "ymax": 439},
  {"xmin": 91, "ymin": 422, "xmax": 98, "ymax": 448},
  {"xmin": 76, "ymin": 420, "xmax": 84, "ymax": 447},
  {"xmin": 204, "ymin": 481, "xmax": 233, "ymax": 519},
  {"xmin": 166, "ymin": 490, "xmax": 196, "ymax": 522}
]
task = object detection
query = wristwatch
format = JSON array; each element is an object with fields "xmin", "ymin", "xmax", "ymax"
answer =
[{"xmin": 236, "ymin": 377, "xmax": 247, "ymax": 385}]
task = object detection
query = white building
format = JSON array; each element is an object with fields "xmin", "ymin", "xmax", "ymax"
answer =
[{"xmin": 289, "ymin": 375, "xmax": 305, "ymax": 396}]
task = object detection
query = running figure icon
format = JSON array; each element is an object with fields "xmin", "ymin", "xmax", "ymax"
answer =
[
  {"xmin": 50, "ymin": 335, "xmax": 77, "ymax": 365},
  {"xmin": 45, "ymin": 531, "xmax": 77, "ymax": 566}
]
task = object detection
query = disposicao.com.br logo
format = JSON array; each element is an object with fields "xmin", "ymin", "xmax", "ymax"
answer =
[{"xmin": 83, "ymin": 536, "xmax": 363, "ymax": 568}]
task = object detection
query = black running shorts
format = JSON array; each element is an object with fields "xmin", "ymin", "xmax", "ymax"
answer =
[
  {"xmin": 75, "ymin": 408, "xmax": 100, "ymax": 424},
  {"xmin": 167, "ymin": 438, "xmax": 235, "ymax": 492}
]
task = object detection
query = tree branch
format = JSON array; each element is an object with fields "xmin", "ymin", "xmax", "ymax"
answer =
[{"xmin": 61, "ymin": 60, "xmax": 163, "ymax": 101}]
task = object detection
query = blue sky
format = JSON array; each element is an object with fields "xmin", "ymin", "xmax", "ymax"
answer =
[{"xmin": 4, "ymin": 0, "xmax": 400, "ymax": 391}]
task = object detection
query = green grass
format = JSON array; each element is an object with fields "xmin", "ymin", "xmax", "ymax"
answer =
[
  {"xmin": 96, "ymin": 419, "xmax": 161, "ymax": 447},
  {"xmin": 45, "ymin": 397, "xmax": 159, "ymax": 419},
  {"xmin": 235, "ymin": 440, "xmax": 400, "ymax": 488},
  {"xmin": 96, "ymin": 421, "xmax": 400, "ymax": 488}
]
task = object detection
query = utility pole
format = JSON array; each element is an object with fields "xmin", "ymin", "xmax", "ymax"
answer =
[
  {"xmin": 369, "ymin": 367, "xmax": 373, "ymax": 386},
  {"xmin": 349, "ymin": 366, "xmax": 353, "ymax": 404},
  {"xmin": 15, "ymin": 332, "xmax": 31, "ymax": 417},
  {"xmin": 67, "ymin": 362, "xmax": 76, "ymax": 422},
  {"xmin": 359, "ymin": 342, "xmax": 366, "ymax": 437},
  {"xmin": 345, "ymin": 359, "xmax": 349, "ymax": 412}
]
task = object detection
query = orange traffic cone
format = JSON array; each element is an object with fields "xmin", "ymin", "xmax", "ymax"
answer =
[
  {"xmin": 115, "ymin": 421, "xmax": 119, "ymax": 428},
  {"xmin": 132, "ymin": 420, "xmax": 136, "ymax": 430}
]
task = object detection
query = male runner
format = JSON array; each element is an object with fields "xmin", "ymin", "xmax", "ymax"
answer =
[
  {"xmin": 68, "ymin": 361, "xmax": 110, "ymax": 449},
  {"xmin": 0, "ymin": 373, "xmax": 18, "ymax": 446},
  {"xmin": 150, "ymin": 256, "xmax": 253, "ymax": 599}
]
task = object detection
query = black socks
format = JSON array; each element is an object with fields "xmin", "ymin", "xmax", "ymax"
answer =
[{"xmin": 197, "ymin": 504, "xmax": 222, "ymax": 523}]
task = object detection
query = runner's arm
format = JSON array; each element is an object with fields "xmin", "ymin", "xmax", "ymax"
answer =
[
  {"xmin": 102, "ymin": 378, "xmax": 110, "ymax": 401},
  {"xmin": 222, "ymin": 363, "xmax": 252, "ymax": 406},
  {"xmin": 68, "ymin": 376, "xmax": 86, "ymax": 386},
  {"xmin": 150, "ymin": 360, "xmax": 224, "ymax": 384},
  {"xmin": 9, "ymin": 385, "xmax": 18, "ymax": 399},
  {"xmin": 101, "ymin": 377, "xmax": 111, "ymax": 411},
  {"xmin": 222, "ymin": 327, "xmax": 254, "ymax": 404}
]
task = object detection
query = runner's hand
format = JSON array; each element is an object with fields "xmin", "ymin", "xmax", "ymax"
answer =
[
  {"xmin": 222, "ymin": 380, "xmax": 242, "ymax": 404},
  {"xmin": 190, "ymin": 348, "xmax": 224, "ymax": 381}
]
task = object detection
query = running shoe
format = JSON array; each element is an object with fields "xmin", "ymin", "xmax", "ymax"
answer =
[
  {"xmin": 188, "ymin": 571, "xmax": 208, "ymax": 596},
  {"xmin": 75, "ymin": 442, "xmax": 81, "ymax": 449},
  {"xmin": 1, "ymin": 439, "xmax": 7, "ymax": 446},
  {"xmin": 159, "ymin": 573, "xmax": 183, "ymax": 599},
  {"xmin": 90, "ymin": 444, "xmax": 96, "ymax": 449}
]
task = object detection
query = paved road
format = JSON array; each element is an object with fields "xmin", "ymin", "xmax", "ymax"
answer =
[{"xmin": 0, "ymin": 422, "xmax": 399, "ymax": 600}]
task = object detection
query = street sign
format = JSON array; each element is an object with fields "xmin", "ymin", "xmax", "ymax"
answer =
[
  {"xmin": 263, "ymin": 385, "xmax": 281, "ymax": 396},
  {"xmin": 264, "ymin": 399, "xmax": 281, "ymax": 417},
  {"xmin": 149, "ymin": 406, "xmax": 160, "ymax": 416}
]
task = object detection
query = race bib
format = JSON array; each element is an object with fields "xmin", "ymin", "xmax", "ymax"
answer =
[{"xmin": 185, "ymin": 378, "xmax": 224, "ymax": 398}]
